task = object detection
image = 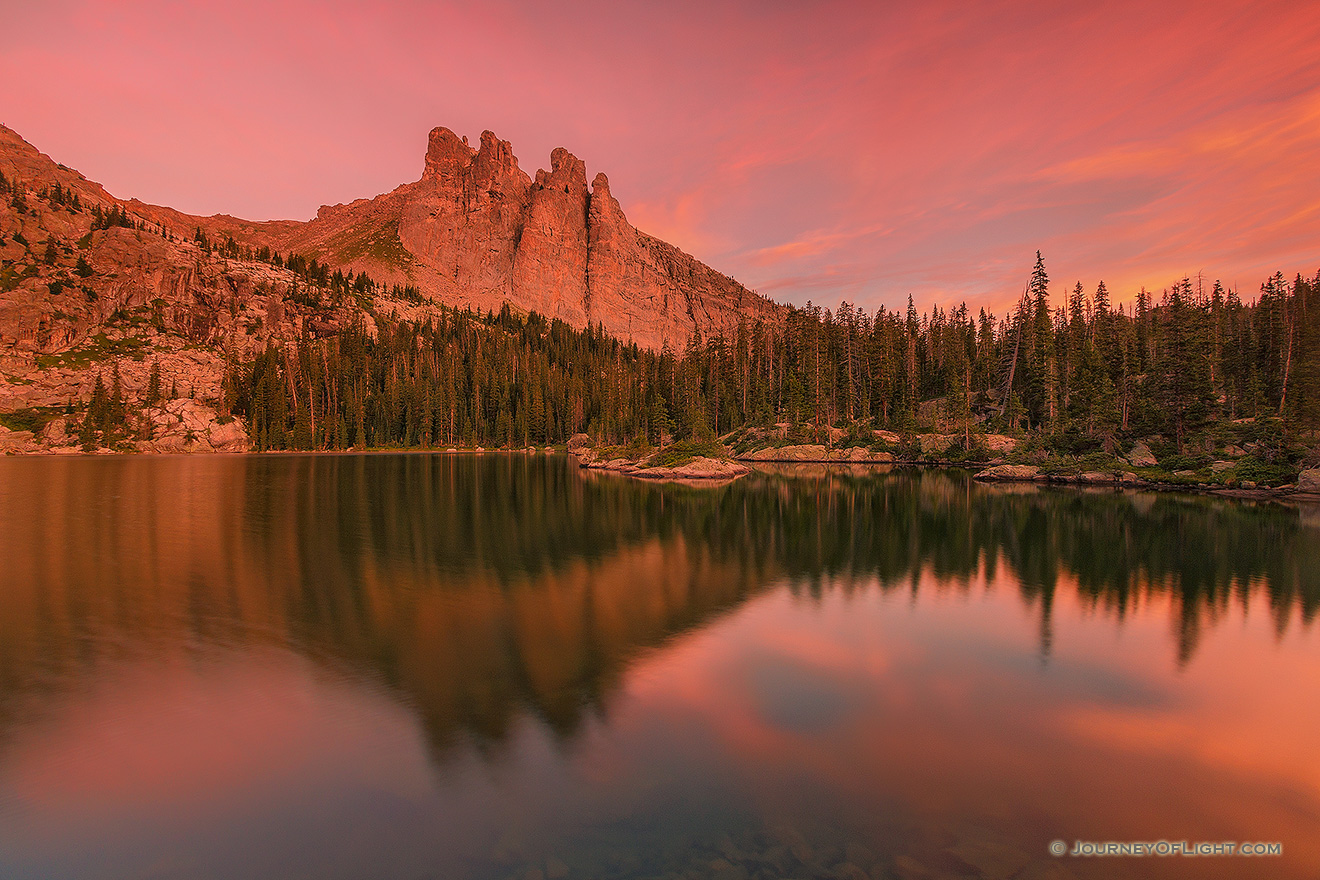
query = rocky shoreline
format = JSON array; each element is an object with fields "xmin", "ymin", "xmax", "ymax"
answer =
[
  {"xmin": 0, "ymin": 398, "xmax": 249, "ymax": 455},
  {"xmin": 568, "ymin": 440, "xmax": 750, "ymax": 483},
  {"xmin": 7, "ymin": 423, "xmax": 1318, "ymax": 505},
  {"xmin": 973, "ymin": 462, "xmax": 1320, "ymax": 502},
  {"xmin": 563, "ymin": 429, "xmax": 1320, "ymax": 504}
]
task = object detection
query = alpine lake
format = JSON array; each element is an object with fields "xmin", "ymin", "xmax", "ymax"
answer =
[{"xmin": 0, "ymin": 453, "xmax": 1316, "ymax": 880}]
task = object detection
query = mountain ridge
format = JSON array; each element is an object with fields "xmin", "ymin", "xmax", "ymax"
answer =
[
  {"xmin": 0, "ymin": 121, "xmax": 782, "ymax": 451},
  {"xmin": 119, "ymin": 124, "xmax": 783, "ymax": 351}
]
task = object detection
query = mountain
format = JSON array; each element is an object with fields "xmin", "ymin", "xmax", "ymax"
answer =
[
  {"xmin": 0, "ymin": 122, "xmax": 781, "ymax": 452},
  {"xmin": 129, "ymin": 126, "xmax": 781, "ymax": 352}
]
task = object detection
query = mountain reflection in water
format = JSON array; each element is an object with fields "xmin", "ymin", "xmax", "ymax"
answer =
[{"xmin": 0, "ymin": 454, "xmax": 1316, "ymax": 880}]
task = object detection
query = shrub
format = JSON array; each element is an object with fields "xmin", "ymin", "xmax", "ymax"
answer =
[
  {"xmin": 1050, "ymin": 430, "xmax": 1105, "ymax": 456},
  {"xmin": 1158, "ymin": 452, "xmax": 1211, "ymax": 472},
  {"xmin": 1233, "ymin": 455, "xmax": 1296, "ymax": 487},
  {"xmin": 648, "ymin": 439, "xmax": 724, "ymax": 468}
]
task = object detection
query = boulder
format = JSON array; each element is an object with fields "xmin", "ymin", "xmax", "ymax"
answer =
[
  {"xmin": 139, "ymin": 399, "xmax": 248, "ymax": 454},
  {"xmin": 919, "ymin": 434, "xmax": 955, "ymax": 455},
  {"xmin": 1127, "ymin": 441, "xmax": 1158, "ymax": 468},
  {"xmin": 1298, "ymin": 469, "xmax": 1320, "ymax": 493},
  {"xmin": 974, "ymin": 464, "xmax": 1041, "ymax": 481},
  {"xmin": 207, "ymin": 418, "xmax": 250, "ymax": 453},
  {"xmin": 831, "ymin": 445, "xmax": 891, "ymax": 463},
  {"xmin": 39, "ymin": 417, "xmax": 69, "ymax": 445},
  {"xmin": 634, "ymin": 456, "xmax": 749, "ymax": 480},
  {"xmin": 746, "ymin": 444, "xmax": 827, "ymax": 461},
  {"xmin": 0, "ymin": 426, "xmax": 37, "ymax": 452},
  {"xmin": 982, "ymin": 434, "xmax": 1018, "ymax": 454}
]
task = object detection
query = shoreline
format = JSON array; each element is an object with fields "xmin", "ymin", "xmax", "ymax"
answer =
[
  {"xmin": 570, "ymin": 447, "xmax": 751, "ymax": 482},
  {"xmin": 4, "ymin": 442, "xmax": 1317, "ymax": 504}
]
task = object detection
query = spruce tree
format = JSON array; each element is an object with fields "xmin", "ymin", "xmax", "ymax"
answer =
[
  {"xmin": 146, "ymin": 362, "xmax": 162, "ymax": 405},
  {"xmin": 1157, "ymin": 279, "xmax": 1216, "ymax": 450}
]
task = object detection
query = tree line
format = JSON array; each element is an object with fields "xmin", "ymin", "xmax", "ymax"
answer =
[{"xmin": 222, "ymin": 252, "xmax": 1320, "ymax": 455}]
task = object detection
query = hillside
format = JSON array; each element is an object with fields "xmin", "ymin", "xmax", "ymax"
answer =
[
  {"xmin": 0, "ymin": 122, "xmax": 781, "ymax": 453},
  {"xmin": 125, "ymin": 126, "xmax": 782, "ymax": 351}
]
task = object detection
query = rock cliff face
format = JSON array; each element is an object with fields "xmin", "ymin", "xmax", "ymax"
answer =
[
  {"xmin": 0, "ymin": 121, "xmax": 781, "ymax": 453},
  {"xmin": 0, "ymin": 119, "xmax": 781, "ymax": 453},
  {"xmin": 196, "ymin": 126, "xmax": 783, "ymax": 351},
  {"xmin": 400, "ymin": 128, "xmax": 532, "ymax": 304},
  {"xmin": 512, "ymin": 147, "xmax": 591, "ymax": 327}
]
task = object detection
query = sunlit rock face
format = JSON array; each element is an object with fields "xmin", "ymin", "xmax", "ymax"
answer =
[
  {"xmin": 2, "ymin": 119, "xmax": 780, "ymax": 379},
  {"xmin": 256, "ymin": 125, "xmax": 784, "ymax": 351},
  {"xmin": 512, "ymin": 146, "xmax": 591, "ymax": 328},
  {"xmin": 401, "ymin": 128, "xmax": 532, "ymax": 307},
  {"xmin": 0, "ymin": 121, "xmax": 781, "ymax": 448}
]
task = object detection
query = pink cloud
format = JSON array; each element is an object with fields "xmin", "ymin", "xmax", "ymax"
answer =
[{"xmin": 3, "ymin": 0, "xmax": 1318, "ymax": 316}]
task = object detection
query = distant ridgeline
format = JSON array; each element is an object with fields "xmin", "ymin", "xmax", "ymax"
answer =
[{"xmin": 220, "ymin": 250, "xmax": 1320, "ymax": 464}]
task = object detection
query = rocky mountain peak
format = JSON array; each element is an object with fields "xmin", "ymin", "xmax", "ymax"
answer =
[
  {"xmin": 535, "ymin": 148, "xmax": 588, "ymax": 193},
  {"xmin": 422, "ymin": 127, "xmax": 475, "ymax": 181},
  {"xmin": 470, "ymin": 130, "xmax": 526, "ymax": 189},
  {"xmin": 1, "ymin": 121, "xmax": 782, "ymax": 358}
]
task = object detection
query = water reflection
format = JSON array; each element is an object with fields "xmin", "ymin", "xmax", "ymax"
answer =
[{"xmin": 0, "ymin": 455, "xmax": 1316, "ymax": 879}]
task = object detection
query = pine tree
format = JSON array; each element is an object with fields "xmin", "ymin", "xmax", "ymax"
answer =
[
  {"xmin": 1157, "ymin": 279, "xmax": 1216, "ymax": 451},
  {"xmin": 146, "ymin": 362, "xmax": 163, "ymax": 405},
  {"xmin": 1284, "ymin": 273, "xmax": 1320, "ymax": 432},
  {"xmin": 1023, "ymin": 252, "xmax": 1057, "ymax": 430},
  {"xmin": 87, "ymin": 373, "xmax": 109, "ymax": 438}
]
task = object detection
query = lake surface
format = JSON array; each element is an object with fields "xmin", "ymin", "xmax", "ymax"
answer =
[{"xmin": 0, "ymin": 454, "xmax": 1316, "ymax": 880}]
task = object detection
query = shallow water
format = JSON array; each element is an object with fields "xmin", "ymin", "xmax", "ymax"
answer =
[{"xmin": 0, "ymin": 454, "xmax": 1316, "ymax": 879}]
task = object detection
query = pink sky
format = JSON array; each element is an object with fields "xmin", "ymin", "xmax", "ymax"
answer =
[{"xmin": 4, "ymin": 0, "xmax": 1319, "ymax": 314}]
